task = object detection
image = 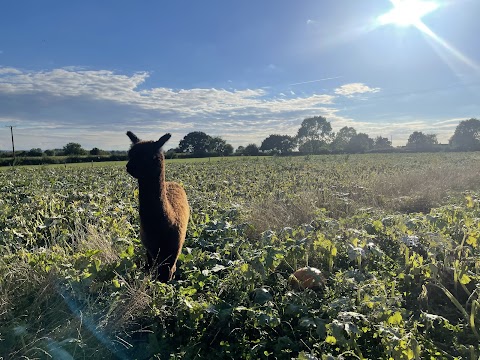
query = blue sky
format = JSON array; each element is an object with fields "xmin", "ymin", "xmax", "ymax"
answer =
[{"xmin": 0, "ymin": 0, "xmax": 479, "ymax": 150}]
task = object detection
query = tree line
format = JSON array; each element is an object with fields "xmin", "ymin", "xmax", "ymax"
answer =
[
  {"xmin": 1, "ymin": 117, "xmax": 479, "ymax": 160},
  {"xmin": 169, "ymin": 116, "xmax": 480, "ymax": 156},
  {"xmin": 0, "ymin": 142, "xmax": 125, "ymax": 159}
]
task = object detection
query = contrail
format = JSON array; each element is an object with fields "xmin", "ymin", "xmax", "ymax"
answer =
[{"xmin": 289, "ymin": 76, "xmax": 343, "ymax": 86}]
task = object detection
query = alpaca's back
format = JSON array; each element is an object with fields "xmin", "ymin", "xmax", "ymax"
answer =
[{"xmin": 166, "ymin": 181, "xmax": 189, "ymax": 239}]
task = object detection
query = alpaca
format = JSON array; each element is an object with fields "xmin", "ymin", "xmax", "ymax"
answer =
[{"xmin": 126, "ymin": 131, "xmax": 189, "ymax": 282}]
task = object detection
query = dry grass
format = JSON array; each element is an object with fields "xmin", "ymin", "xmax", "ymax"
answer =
[
  {"xmin": 73, "ymin": 223, "xmax": 154, "ymax": 332},
  {"xmin": 246, "ymin": 194, "xmax": 318, "ymax": 236},
  {"xmin": 0, "ymin": 223, "xmax": 146, "ymax": 359},
  {"xmin": 75, "ymin": 222, "xmax": 121, "ymax": 264},
  {"xmin": 246, "ymin": 160, "xmax": 480, "ymax": 234},
  {"xmin": 101, "ymin": 276, "xmax": 153, "ymax": 332},
  {"xmin": 0, "ymin": 258, "xmax": 83, "ymax": 359},
  {"xmin": 373, "ymin": 164, "xmax": 480, "ymax": 212}
]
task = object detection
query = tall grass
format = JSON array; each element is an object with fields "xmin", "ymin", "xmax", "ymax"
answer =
[{"xmin": 246, "ymin": 153, "xmax": 480, "ymax": 234}]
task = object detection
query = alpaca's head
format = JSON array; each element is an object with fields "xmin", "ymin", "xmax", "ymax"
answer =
[{"xmin": 126, "ymin": 131, "xmax": 171, "ymax": 179}]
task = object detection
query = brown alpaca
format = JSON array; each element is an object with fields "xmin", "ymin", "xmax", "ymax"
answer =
[{"xmin": 126, "ymin": 131, "xmax": 189, "ymax": 282}]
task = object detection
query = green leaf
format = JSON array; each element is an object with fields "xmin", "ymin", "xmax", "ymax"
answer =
[
  {"xmin": 466, "ymin": 235, "xmax": 477, "ymax": 247},
  {"xmin": 372, "ymin": 220, "xmax": 383, "ymax": 232},
  {"xmin": 325, "ymin": 335, "xmax": 336, "ymax": 345},
  {"xmin": 466, "ymin": 195, "xmax": 474, "ymax": 208},
  {"xmin": 240, "ymin": 263, "xmax": 249, "ymax": 273},
  {"xmin": 299, "ymin": 317, "xmax": 316, "ymax": 328},
  {"xmin": 459, "ymin": 273, "xmax": 471, "ymax": 285},
  {"xmin": 387, "ymin": 311, "xmax": 403, "ymax": 325}
]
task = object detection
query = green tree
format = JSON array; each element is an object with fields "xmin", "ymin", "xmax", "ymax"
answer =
[
  {"xmin": 89, "ymin": 147, "xmax": 109, "ymax": 156},
  {"xmin": 27, "ymin": 148, "xmax": 43, "ymax": 157},
  {"xmin": 63, "ymin": 142, "xmax": 86, "ymax": 155},
  {"xmin": 298, "ymin": 139, "xmax": 329, "ymax": 154},
  {"xmin": 449, "ymin": 118, "xmax": 480, "ymax": 151},
  {"xmin": 165, "ymin": 148, "xmax": 178, "ymax": 159},
  {"xmin": 44, "ymin": 149, "xmax": 55, "ymax": 156},
  {"xmin": 235, "ymin": 146, "xmax": 245, "ymax": 155},
  {"xmin": 210, "ymin": 137, "xmax": 234, "ymax": 156},
  {"xmin": 244, "ymin": 143, "xmax": 260, "ymax": 156},
  {"xmin": 178, "ymin": 132, "xmax": 212, "ymax": 154},
  {"xmin": 296, "ymin": 116, "xmax": 333, "ymax": 146},
  {"xmin": 406, "ymin": 131, "xmax": 438, "ymax": 151},
  {"xmin": 345, "ymin": 133, "xmax": 374, "ymax": 153},
  {"xmin": 260, "ymin": 135, "xmax": 295, "ymax": 154},
  {"xmin": 331, "ymin": 126, "xmax": 357, "ymax": 152},
  {"xmin": 373, "ymin": 136, "xmax": 392, "ymax": 150}
]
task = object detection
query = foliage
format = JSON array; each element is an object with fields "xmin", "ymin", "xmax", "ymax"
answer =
[
  {"xmin": 298, "ymin": 139, "xmax": 330, "ymax": 154},
  {"xmin": 296, "ymin": 116, "xmax": 333, "ymax": 146},
  {"xmin": 260, "ymin": 134, "xmax": 295, "ymax": 154},
  {"xmin": 406, "ymin": 132, "xmax": 438, "ymax": 151},
  {"xmin": 235, "ymin": 145, "xmax": 245, "ymax": 155},
  {"xmin": 27, "ymin": 148, "xmax": 44, "ymax": 157},
  {"xmin": 178, "ymin": 132, "xmax": 233, "ymax": 156},
  {"xmin": 331, "ymin": 126, "xmax": 357, "ymax": 152},
  {"xmin": 211, "ymin": 137, "xmax": 234, "ymax": 156},
  {"xmin": 345, "ymin": 133, "xmax": 374, "ymax": 153},
  {"xmin": 63, "ymin": 142, "xmax": 87, "ymax": 156},
  {"xmin": 179, "ymin": 131, "xmax": 212, "ymax": 154},
  {"xmin": 1, "ymin": 153, "xmax": 480, "ymax": 359},
  {"xmin": 450, "ymin": 118, "xmax": 480, "ymax": 151},
  {"xmin": 244, "ymin": 143, "xmax": 260, "ymax": 156},
  {"xmin": 90, "ymin": 147, "xmax": 110, "ymax": 156},
  {"xmin": 0, "ymin": 154, "xmax": 129, "ymax": 166},
  {"xmin": 373, "ymin": 136, "xmax": 393, "ymax": 150}
]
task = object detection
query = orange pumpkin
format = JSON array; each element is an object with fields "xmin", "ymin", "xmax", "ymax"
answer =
[{"xmin": 290, "ymin": 267, "xmax": 325, "ymax": 290}]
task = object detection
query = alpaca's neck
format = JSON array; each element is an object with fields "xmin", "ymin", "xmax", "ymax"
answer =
[{"xmin": 137, "ymin": 156, "xmax": 172, "ymax": 222}]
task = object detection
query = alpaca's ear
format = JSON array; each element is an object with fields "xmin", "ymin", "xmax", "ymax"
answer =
[
  {"xmin": 127, "ymin": 131, "xmax": 140, "ymax": 144},
  {"xmin": 156, "ymin": 133, "xmax": 172, "ymax": 148}
]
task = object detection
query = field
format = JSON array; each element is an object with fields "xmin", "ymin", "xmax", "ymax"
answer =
[{"xmin": 1, "ymin": 153, "xmax": 480, "ymax": 359}]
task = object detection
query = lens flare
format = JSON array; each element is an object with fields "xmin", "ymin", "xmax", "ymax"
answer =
[
  {"xmin": 378, "ymin": 0, "xmax": 439, "ymax": 27},
  {"xmin": 377, "ymin": 0, "xmax": 480, "ymax": 73}
]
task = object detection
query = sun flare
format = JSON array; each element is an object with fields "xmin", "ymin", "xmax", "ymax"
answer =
[
  {"xmin": 378, "ymin": 0, "xmax": 439, "ymax": 27},
  {"xmin": 377, "ymin": 0, "xmax": 480, "ymax": 73}
]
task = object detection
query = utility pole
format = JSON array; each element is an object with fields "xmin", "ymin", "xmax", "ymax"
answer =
[{"xmin": 5, "ymin": 126, "xmax": 16, "ymax": 162}]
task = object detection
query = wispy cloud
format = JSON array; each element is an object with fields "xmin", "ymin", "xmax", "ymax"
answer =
[
  {"xmin": 0, "ymin": 67, "xmax": 338, "ymax": 149},
  {"xmin": 432, "ymin": 117, "xmax": 465, "ymax": 126},
  {"xmin": 266, "ymin": 63, "xmax": 280, "ymax": 72},
  {"xmin": 0, "ymin": 67, "xmax": 455, "ymax": 150},
  {"xmin": 334, "ymin": 83, "xmax": 381, "ymax": 97},
  {"xmin": 0, "ymin": 68, "xmax": 336, "ymax": 114},
  {"xmin": 289, "ymin": 76, "xmax": 343, "ymax": 87},
  {"xmin": 0, "ymin": 67, "xmax": 21, "ymax": 75}
]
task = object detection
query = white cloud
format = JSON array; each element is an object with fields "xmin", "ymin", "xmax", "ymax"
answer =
[
  {"xmin": 0, "ymin": 67, "xmax": 340, "ymax": 149},
  {"xmin": 334, "ymin": 83, "xmax": 380, "ymax": 97},
  {"xmin": 0, "ymin": 66, "xmax": 455, "ymax": 150},
  {"xmin": 0, "ymin": 68, "xmax": 335, "ymax": 116},
  {"xmin": 0, "ymin": 67, "xmax": 22, "ymax": 75},
  {"xmin": 266, "ymin": 64, "xmax": 280, "ymax": 72},
  {"xmin": 432, "ymin": 117, "xmax": 465, "ymax": 128}
]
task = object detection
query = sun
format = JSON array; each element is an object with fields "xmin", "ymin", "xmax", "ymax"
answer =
[
  {"xmin": 376, "ymin": 0, "xmax": 480, "ymax": 72},
  {"xmin": 378, "ymin": 0, "xmax": 439, "ymax": 27}
]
